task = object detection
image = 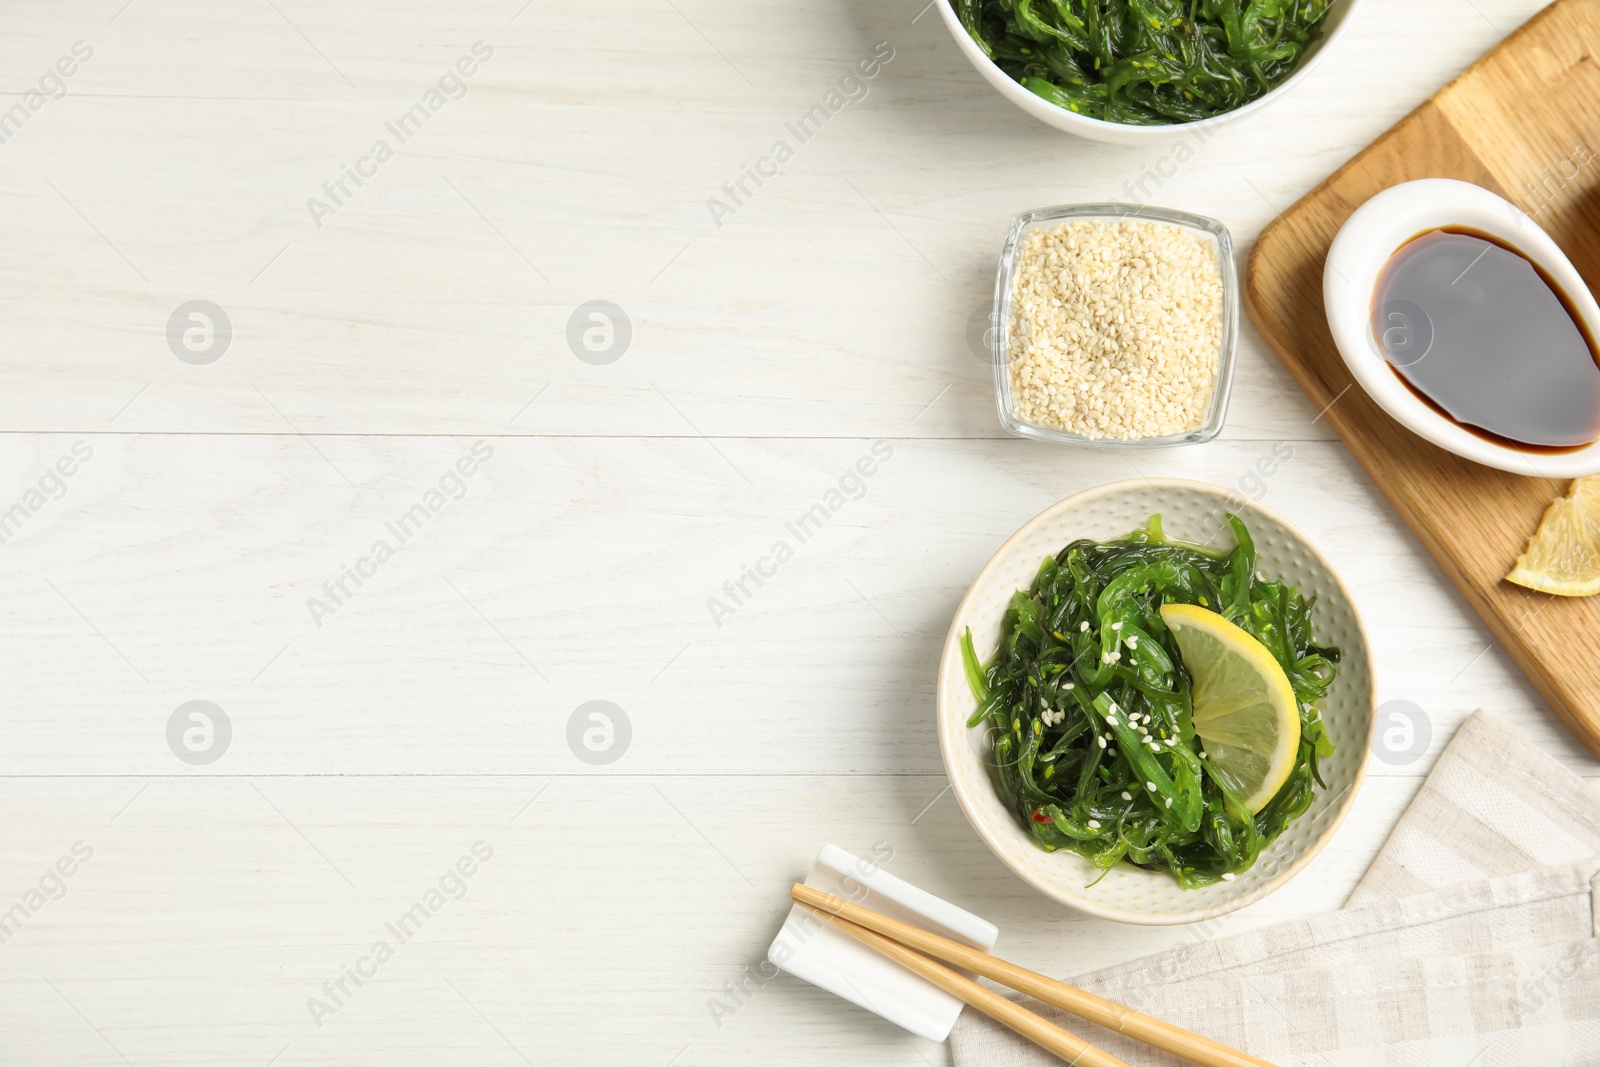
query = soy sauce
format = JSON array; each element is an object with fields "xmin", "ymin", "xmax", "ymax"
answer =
[{"xmin": 1370, "ymin": 228, "xmax": 1600, "ymax": 452}]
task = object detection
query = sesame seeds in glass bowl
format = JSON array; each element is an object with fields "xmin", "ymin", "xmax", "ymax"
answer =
[{"xmin": 992, "ymin": 204, "xmax": 1240, "ymax": 447}]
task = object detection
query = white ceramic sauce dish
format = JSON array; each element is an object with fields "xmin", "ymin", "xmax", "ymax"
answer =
[
  {"xmin": 935, "ymin": 0, "xmax": 1364, "ymax": 145},
  {"xmin": 1325, "ymin": 178, "xmax": 1600, "ymax": 478}
]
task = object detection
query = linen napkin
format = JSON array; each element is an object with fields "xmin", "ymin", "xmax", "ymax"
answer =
[
  {"xmin": 1350, "ymin": 711, "xmax": 1600, "ymax": 905},
  {"xmin": 949, "ymin": 711, "xmax": 1600, "ymax": 1065}
]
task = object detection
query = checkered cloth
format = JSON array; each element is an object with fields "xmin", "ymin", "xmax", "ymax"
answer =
[{"xmin": 949, "ymin": 712, "xmax": 1600, "ymax": 1065}]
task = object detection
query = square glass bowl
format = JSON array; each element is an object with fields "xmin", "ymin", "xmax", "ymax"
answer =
[{"xmin": 991, "ymin": 204, "xmax": 1240, "ymax": 447}]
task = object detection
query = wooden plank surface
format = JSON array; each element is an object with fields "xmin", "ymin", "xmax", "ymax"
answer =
[
  {"xmin": 1246, "ymin": 0, "xmax": 1600, "ymax": 757},
  {"xmin": 2, "ymin": 0, "xmax": 1594, "ymax": 1063}
]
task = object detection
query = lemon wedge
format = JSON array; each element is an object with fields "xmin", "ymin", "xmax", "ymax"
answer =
[
  {"xmin": 1160, "ymin": 603, "xmax": 1301, "ymax": 813},
  {"xmin": 1506, "ymin": 475, "xmax": 1600, "ymax": 598}
]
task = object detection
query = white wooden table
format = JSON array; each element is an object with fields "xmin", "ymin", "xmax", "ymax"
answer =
[{"xmin": 0, "ymin": 1, "xmax": 1590, "ymax": 1063}]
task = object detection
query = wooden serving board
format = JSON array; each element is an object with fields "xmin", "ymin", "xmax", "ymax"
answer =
[{"xmin": 1246, "ymin": 0, "xmax": 1600, "ymax": 757}]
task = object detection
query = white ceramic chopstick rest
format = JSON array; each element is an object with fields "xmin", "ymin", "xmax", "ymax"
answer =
[{"xmin": 766, "ymin": 844, "xmax": 1000, "ymax": 1041}]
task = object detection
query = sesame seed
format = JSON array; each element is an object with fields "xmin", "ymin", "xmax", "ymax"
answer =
[
  {"xmin": 1121, "ymin": 791, "xmax": 1133, "ymax": 801},
  {"xmin": 1166, "ymin": 797, "xmax": 1174, "ymax": 808},
  {"xmin": 1088, "ymin": 819, "xmax": 1101, "ymax": 829},
  {"xmin": 1111, "ymin": 621, "xmax": 1123, "ymax": 631},
  {"xmin": 1005, "ymin": 218, "xmax": 1225, "ymax": 440},
  {"xmin": 1146, "ymin": 781, "xmax": 1157, "ymax": 791},
  {"xmin": 1079, "ymin": 621, "xmax": 1090, "ymax": 632},
  {"xmin": 1221, "ymin": 872, "xmax": 1236, "ymax": 881},
  {"xmin": 1098, "ymin": 736, "xmax": 1107, "ymax": 749}
]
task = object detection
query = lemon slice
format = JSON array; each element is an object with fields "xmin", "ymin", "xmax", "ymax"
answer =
[
  {"xmin": 1160, "ymin": 603, "xmax": 1301, "ymax": 813},
  {"xmin": 1506, "ymin": 476, "xmax": 1600, "ymax": 597}
]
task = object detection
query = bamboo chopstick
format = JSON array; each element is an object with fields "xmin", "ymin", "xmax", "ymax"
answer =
[
  {"xmin": 792, "ymin": 883, "xmax": 1276, "ymax": 1067},
  {"xmin": 796, "ymin": 901, "xmax": 1132, "ymax": 1067}
]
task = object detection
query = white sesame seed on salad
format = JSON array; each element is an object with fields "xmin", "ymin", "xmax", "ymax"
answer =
[
  {"xmin": 1221, "ymin": 872, "xmax": 1236, "ymax": 881},
  {"xmin": 1088, "ymin": 819, "xmax": 1101, "ymax": 829},
  {"xmin": 1121, "ymin": 791, "xmax": 1133, "ymax": 801},
  {"xmin": 1079, "ymin": 620, "xmax": 1090, "ymax": 632},
  {"xmin": 1146, "ymin": 781, "xmax": 1157, "ymax": 791},
  {"xmin": 1097, "ymin": 736, "xmax": 1107, "ymax": 749},
  {"xmin": 1166, "ymin": 797, "xmax": 1174, "ymax": 808},
  {"xmin": 1111, "ymin": 621, "xmax": 1123, "ymax": 631}
]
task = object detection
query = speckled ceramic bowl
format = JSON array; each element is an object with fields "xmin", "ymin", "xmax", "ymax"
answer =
[{"xmin": 936, "ymin": 479, "xmax": 1374, "ymax": 925}]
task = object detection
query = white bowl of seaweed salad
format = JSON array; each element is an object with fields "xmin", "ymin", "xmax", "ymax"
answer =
[
  {"xmin": 937, "ymin": 0, "xmax": 1364, "ymax": 143},
  {"xmin": 936, "ymin": 479, "xmax": 1374, "ymax": 924}
]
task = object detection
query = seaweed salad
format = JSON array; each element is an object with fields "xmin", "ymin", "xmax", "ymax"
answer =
[
  {"xmin": 962, "ymin": 515, "xmax": 1339, "ymax": 888},
  {"xmin": 954, "ymin": 0, "xmax": 1333, "ymax": 125}
]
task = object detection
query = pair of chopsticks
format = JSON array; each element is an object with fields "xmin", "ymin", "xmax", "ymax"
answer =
[{"xmin": 791, "ymin": 883, "xmax": 1275, "ymax": 1067}]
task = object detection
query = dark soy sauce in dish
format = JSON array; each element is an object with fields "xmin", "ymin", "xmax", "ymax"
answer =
[{"xmin": 1370, "ymin": 227, "xmax": 1600, "ymax": 453}]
